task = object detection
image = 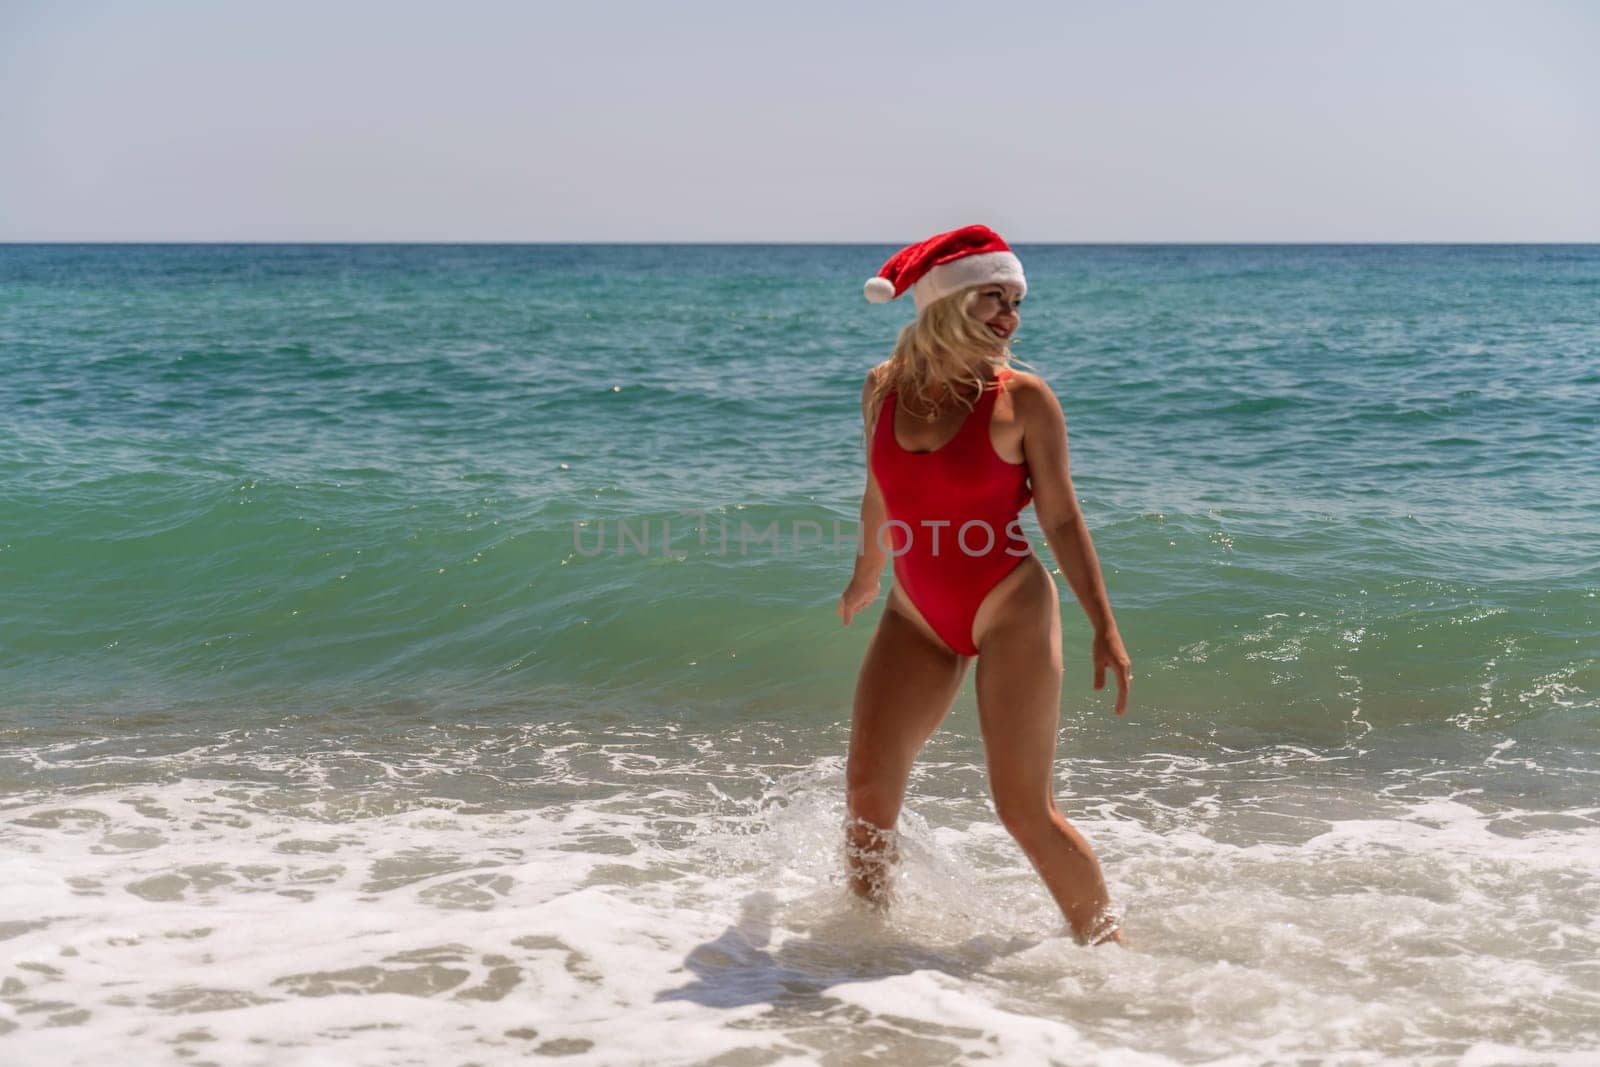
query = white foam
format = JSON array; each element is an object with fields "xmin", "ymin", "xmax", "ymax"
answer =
[{"xmin": 3, "ymin": 727, "xmax": 1598, "ymax": 1064}]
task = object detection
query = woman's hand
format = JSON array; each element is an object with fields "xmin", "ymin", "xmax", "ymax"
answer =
[
  {"xmin": 1093, "ymin": 627, "xmax": 1132, "ymax": 716},
  {"xmin": 837, "ymin": 575, "xmax": 881, "ymax": 627}
]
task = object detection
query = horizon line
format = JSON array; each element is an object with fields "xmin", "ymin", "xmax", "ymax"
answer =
[{"xmin": 3, "ymin": 240, "xmax": 1599, "ymax": 247}]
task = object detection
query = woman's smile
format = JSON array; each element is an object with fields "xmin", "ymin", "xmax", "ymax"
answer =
[{"xmin": 972, "ymin": 283, "xmax": 1023, "ymax": 342}]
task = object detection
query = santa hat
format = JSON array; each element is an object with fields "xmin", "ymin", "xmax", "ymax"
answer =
[{"xmin": 863, "ymin": 224, "xmax": 1026, "ymax": 313}]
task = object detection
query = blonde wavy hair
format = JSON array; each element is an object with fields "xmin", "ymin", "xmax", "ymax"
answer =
[{"xmin": 865, "ymin": 285, "xmax": 1032, "ymax": 441}]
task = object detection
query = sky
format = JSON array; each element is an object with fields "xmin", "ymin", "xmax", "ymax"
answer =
[{"xmin": 2, "ymin": 0, "xmax": 1597, "ymax": 242}]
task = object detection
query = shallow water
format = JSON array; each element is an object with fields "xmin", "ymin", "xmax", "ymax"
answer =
[{"xmin": 4, "ymin": 711, "xmax": 1598, "ymax": 1064}]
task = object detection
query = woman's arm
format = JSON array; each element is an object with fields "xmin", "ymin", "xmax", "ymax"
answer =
[
  {"xmin": 1015, "ymin": 374, "xmax": 1132, "ymax": 715},
  {"xmin": 839, "ymin": 370, "xmax": 889, "ymax": 626}
]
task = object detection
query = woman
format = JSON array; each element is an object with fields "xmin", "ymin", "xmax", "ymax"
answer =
[{"xmin": 836, "ymin": 225, "xmax": 1132, "ymax": 946}]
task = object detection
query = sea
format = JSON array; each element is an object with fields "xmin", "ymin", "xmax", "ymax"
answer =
[{"xmin": 1, "ymin": 243, "xmax": 1596, "ymax": 1066}]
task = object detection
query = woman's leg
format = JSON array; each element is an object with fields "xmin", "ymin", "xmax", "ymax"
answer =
[
  {"xmin": 973, "ymin": 561, "xmax": 1120, "ymax": 943},
  {"xmin": 845, "ymin": 588, "xmax": 968, "ymax": 902}
]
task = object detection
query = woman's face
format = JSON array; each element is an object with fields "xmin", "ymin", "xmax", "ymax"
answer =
[{"xmin": 969, "ymin": 283, "xmax": 1024, "ymax": 341}]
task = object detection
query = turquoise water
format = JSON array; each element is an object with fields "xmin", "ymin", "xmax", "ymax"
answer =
[
  {"xmin": 2, "ymin": 244, "xmax": 1598, "ymax": 1063},
  {"xmin": 4, "ymin": 244, "xmax": 1595, "ymax": 732}
]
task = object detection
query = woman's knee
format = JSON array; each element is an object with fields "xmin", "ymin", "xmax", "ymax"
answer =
[{"xmin": 993, "ymin": 796, "xmax": 1063, "ymax": 852}]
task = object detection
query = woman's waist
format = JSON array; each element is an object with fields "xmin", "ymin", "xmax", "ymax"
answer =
[
  {"xmin": 876, "ymin": 508, "xmax": 1030, "ymax": 536},
  {"xmin": 877, "ymin": 516, "xmax": 1032, "ymax": 557}
]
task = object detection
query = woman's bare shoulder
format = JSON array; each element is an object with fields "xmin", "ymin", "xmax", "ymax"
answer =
[
  {"xmin": 1003, "ymin": 370, "xmax": 1065, "ymax": 418},
  {"xmin": 861, "ymin": 363, "xmax": 891, "ymax": 414}
]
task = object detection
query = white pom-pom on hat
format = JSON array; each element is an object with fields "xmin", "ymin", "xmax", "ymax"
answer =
[{"xmin": 863, "ymin": 276, "xmax": 896, "ymax": 304}]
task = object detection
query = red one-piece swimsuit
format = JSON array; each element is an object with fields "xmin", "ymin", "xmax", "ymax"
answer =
[{"xmin": 869, "ymin": 367, "xmax": 1034, "ymax": 655}]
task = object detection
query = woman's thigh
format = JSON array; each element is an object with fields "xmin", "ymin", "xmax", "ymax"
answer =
[
  {"xmin": 972, "ymin": 562, "xmax": 1065, "ymax": 818},
  {"xmin": 846, "ymin": 590, "xmax": 969, "ymax": 823}
]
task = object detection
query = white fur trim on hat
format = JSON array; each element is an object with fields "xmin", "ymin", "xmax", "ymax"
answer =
[
  {"xmin": 912, "ymin": 251, "xmax": 1027, "ymax": 312},
  {"xmin": 863, "ymin": 276, "xmax": 896, "ymax": 303}
]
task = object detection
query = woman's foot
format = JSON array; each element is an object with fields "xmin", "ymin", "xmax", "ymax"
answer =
[
  {"xmin": 1077, "ymin": 908, "xmax": 1126, "ymax": 948},
  {"xmin": 843, "ymin": 816, "xmax": 899, "ymax": 906}
]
